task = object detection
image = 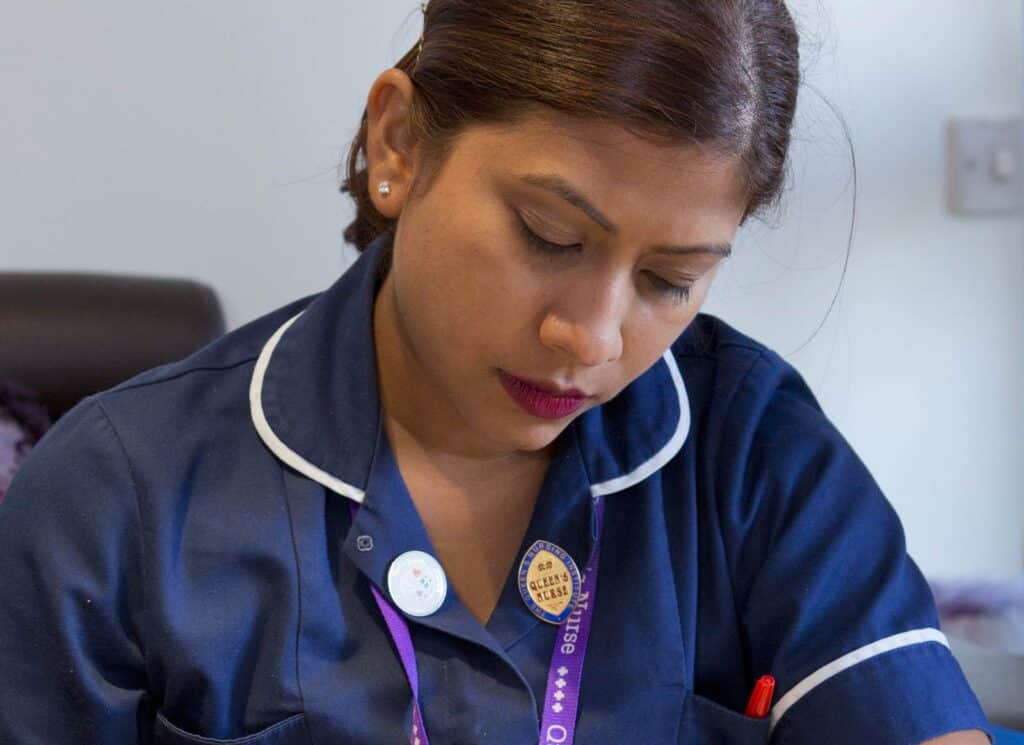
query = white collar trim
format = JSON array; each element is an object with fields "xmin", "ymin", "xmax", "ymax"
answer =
[
  {"xmin": 250, "ymin": 314, "xmax": 689, "ymax": 503},
  {"xmin": 589, "ymin": 349, "xmax": 690, "ymax": 498},
  {"xmin": 249, "ymin": 310, "xmax": 367, "ymax": 504}
]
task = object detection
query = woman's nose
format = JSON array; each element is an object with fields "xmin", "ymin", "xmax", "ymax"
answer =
[{"xmin": 539, "ymin": 282, "xmax": 625, "ymax": 367}]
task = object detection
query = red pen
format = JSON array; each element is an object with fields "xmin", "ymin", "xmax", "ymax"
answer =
[{"xmin": 744, "ymin": 675, "xmax": 776, "ymax": 719}]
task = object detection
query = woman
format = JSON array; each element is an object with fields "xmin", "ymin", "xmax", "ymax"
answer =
[{"xmin": 0, "ymin": 1, "xmax": 994, "ymax": 743}]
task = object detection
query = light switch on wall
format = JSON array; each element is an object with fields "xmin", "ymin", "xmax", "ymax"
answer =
[{"xmin": 946, "ymin": 117, "xmax": 1023, "ymax": 216}]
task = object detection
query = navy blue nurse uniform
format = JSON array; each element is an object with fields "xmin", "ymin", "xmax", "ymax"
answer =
[{"xmin": 0, "ymin": 230, "xmax": 992, "ymax": 744}]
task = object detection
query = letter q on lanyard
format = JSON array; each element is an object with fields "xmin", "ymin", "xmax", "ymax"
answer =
[{"xmin": 348, "ymin": 496, "xmax": 607, "ymax": 745}]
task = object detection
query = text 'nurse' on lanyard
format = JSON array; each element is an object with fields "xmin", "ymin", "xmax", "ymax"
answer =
[{"xmin": 349, "ymin": 495, "xmax": 607, "ymax": 745}]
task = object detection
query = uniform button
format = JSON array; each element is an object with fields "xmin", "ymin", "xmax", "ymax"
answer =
[
  {"xmin": 356, "ymin": 534, "xmax": 374, "ymax": 552},
  {"xmin": 387, "ymin": 550, "xmax": 447, "ymax": 617}
]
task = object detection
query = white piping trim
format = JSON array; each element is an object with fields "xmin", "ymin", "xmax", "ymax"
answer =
[
  {"xmin": 249, "ymin": 311, "xmax": 367, "ymax": 503},
  {"xmin": 768, "ymin": 627, "xmax": 950, "ymax": 734},
  {"xmin": 251, "ymin": 318, "xmax": 690, "ymax": 504},
  {"xmin": 589, "ymin": 350, "xmax": 690, "ymax": 498}
]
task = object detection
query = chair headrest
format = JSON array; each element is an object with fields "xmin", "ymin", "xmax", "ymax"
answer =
[{"xmin": 0, "ymin": 272, "xmax": 225, "ymax": 420}]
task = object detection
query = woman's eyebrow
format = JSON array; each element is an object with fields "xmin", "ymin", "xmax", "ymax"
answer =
[{"xmin": 516, "ymin": 173, "xmax": 733, "ymax": 257}]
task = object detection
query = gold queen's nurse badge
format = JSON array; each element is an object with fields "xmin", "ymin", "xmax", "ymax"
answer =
[{"xmin": 517, "ymin": 540, "xmax": 582, "ymax": 624}]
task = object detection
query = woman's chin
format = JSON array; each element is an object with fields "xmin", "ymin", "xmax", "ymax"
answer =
[{"xmin": 485, "ymin": 410, "xmax": 574, "ymax": 455}]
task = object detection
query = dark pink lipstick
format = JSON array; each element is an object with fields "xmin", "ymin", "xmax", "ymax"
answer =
[{"xmin": 499, "ymin": 370, "xmax": 588, "ymax": 420}]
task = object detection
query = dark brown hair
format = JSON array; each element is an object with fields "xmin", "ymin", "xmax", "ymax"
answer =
[{"xmin": 340, "ymin": 0, "xmax": 801, "ymax": 252}]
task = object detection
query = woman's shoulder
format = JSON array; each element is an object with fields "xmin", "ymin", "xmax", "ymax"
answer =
[
  {"xmin": 671, "ymin": 312, "xmax": 829, "ymax": 435},
  {"xmin": 14, "ymin": 291, "xmax": 322, "ymax": 493},
  {"xmin": 102, "ymin": 291, "xmax": 319, "ymax": 401},
  {"xmin": 667, "ymin": 312, "xmax": 874, "ymax": 525},
  {"xmin": 673, "ymin": 310, "xmax": 769, "ymax": 360},
  {"xmin": 64, "ymin": 291, "xmax": 319, "ymax": 434}
]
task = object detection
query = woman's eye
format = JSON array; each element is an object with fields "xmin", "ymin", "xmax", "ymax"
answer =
[
  {"xmin": 646, "ymin": 273, "xmax": 693, "ymax": 304},
  {"xmin": 513, "ymin": 208, "xmax": 693, "ymax": 305},
  {"xmin": 513, "ymin": 211, "xmax": 581, "ymax": 254}
]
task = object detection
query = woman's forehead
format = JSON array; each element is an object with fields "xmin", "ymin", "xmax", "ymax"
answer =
[
  {"xmin": 454, "ymin": 113, "xmax": 747, "ymax": 222},
  {"xmin": 466, "ymin": 111, "xmax": 735, "ymax": 175}
]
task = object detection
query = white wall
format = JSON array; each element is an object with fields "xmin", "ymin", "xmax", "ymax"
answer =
[
  {"xmin": 2, "ymin": 1, "xmax": 1021, "ymax": 579},
  {"xmin": 706, "ymin": 0, "xmax": 1024, "ymax": 580}
]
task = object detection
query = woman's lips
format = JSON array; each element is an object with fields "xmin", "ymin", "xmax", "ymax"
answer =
[
  {"xmin": 507, "ymin": 372, "xmax": 587, "ymax": 397},
  {"xmin": 498, "ymin": 370, "xmax": 588, "ymax": 420}
]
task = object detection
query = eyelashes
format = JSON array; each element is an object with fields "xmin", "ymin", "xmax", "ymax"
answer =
[
  {"xmin": 512, "ymin": 209, "xmax": 581, "ymax": 255},
  {"xmin": 645, "ymin": 274, "xmax": 692, "ymax": 303},
  {"xmin": 512, "ymin": 210, "xmax": 693, "ymax": 304}
]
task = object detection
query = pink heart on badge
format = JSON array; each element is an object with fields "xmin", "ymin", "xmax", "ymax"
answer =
[{"xmin": 412, "ymin": 568, "xmax": 422, "ymax": 577}]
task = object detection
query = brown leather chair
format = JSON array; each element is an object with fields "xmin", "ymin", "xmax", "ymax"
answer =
[{"xmin": 0, "ymin": 272, "xmax": 226, "ymax": 421}]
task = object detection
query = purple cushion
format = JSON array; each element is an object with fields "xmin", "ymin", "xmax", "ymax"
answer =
[{"xmin": 0, "ymin": 379, "xmax": 52, "ymax": 505}]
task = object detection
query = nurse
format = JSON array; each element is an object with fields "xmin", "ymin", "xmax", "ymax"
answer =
[{"xmin": 0, "ymin": 1, "xmax": 995, "ymax": 744}]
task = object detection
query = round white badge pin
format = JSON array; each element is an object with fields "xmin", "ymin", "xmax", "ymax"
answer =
[{"xmin": 387, "ymin": 550, "xmax": 448, "ymax": 617}]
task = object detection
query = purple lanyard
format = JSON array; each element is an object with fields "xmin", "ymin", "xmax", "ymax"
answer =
[{"xmin": 349, "ymin": 497, "xmax": 606, "ymax": 745}]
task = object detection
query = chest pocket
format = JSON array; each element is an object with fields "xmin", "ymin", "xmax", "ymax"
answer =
[
  {"xmin": 153, "ymin": 711, "xmax": 310, "ymax": 745},
  {"xmin": 678, "ymin": 691, "xmax": 771, "ymax": 745}
]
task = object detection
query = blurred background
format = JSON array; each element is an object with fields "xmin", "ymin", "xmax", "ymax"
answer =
[{"xmin": 1, "ymin": 0, "xmax": 1022, "ymax": 727}]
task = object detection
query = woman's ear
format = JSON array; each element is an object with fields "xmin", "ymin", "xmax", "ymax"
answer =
[{"xmin": 365, "ymin": 68, "xmax": 420, "ymax": 219}]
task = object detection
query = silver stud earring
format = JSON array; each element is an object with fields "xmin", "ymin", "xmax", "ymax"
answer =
[{"xmin": 378, "ymin": 181, "xmax": 392, "ymax": 197}]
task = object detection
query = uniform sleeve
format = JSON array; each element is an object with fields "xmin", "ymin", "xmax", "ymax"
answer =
[
  {"xmin": 721, "ymin": 351, "xmax": 993, "ymax": 745},
  {"xmin": 0, "ymin": 397, "xmax": 149, "ymax": 744}
]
